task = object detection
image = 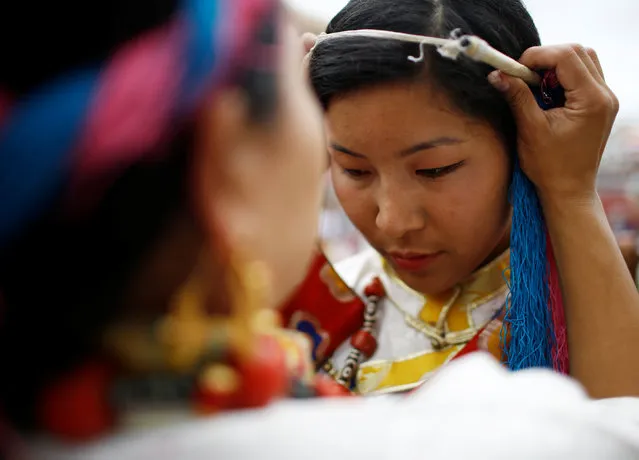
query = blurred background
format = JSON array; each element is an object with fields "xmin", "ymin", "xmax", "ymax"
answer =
[{"xmin": 287, "ymin": 0, "xmax": 639, "ymax": 279}]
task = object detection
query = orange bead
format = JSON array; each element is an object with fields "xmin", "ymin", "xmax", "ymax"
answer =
[
  {"xmin": 364, "ymin": 277, "xmax": 385, "ymax": 298},
  {"xmin": 39, "ymin": 361, "xmax": 115, "ymax": 441},
  {"xmin": 350, "ymin": 330, "xmax": 377, "ymax": 358}
]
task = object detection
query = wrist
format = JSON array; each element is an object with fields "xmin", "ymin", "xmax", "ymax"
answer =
[
  {"xmin": 538, "ymin": 188, "xmax": 601, "ymax": 221},
  {"xmin": 534, "ymin": 175, "xmax": 597, "ymax": 210}
]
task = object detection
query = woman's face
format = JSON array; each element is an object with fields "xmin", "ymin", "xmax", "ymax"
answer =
[
  {"xmin": 206, "ymin": 20, "xmax": 325, "ymax": 308},
  {"xmin": 263, "ymin": 23, "xmax": 326, "ymax": 305},
  {"xmin": 326, "ymin": 81, "xmax": 511, "ymax": 295}
]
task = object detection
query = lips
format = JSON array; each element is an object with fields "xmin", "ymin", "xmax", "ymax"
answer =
[{"xmin": 386, "ymin": 251, "xmax": 442, "ymax": 272}]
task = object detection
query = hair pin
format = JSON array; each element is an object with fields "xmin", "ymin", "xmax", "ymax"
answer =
[{"xmin": 312, "ymin": 28, "xmax": 540, "ymax": 86}]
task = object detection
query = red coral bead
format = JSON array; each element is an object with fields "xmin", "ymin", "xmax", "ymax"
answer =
[
  {"xmin": 197, "ymin": 334, "xmax": 290, "ymax": 414},
  {"xmin": 194, "ymin": 365, "xmax": 240, "ymax": 414},
  {"xmin": 350, "ymin": 330, "xmax": 377, "ymax": 358},
  {"xmin": 364, "ymin": 277, "xmax": 385, "ymax": 298},
  {"xmin": 235, "ymin": 334, "xmax": 289, "ymax": 408},
  {"xmin": 39, "ymin": 361, "xmax": 115, "ymax": 441},
  {"xmin": 313, "ymin": 375, "xmax": 352, "ymax": 397}
]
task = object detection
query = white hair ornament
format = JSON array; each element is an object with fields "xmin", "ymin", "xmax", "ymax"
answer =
[{"xmin": 311, "ymin": 28, "xmax": 540, "ymax": 85}]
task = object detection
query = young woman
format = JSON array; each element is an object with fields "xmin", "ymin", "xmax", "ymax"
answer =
[{"xmin": 284, "ymin": 0, "xmax": 639, "ymax": 399}]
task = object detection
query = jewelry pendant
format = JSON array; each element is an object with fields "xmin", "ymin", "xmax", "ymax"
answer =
[{"xmin": 431, "ymin": 338, "xmax": 445, "ymax": 350}]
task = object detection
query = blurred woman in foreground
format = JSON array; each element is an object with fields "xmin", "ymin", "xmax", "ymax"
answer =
[{"xmin": 0, "ymin": 0, "xmax": 326, "ymax": 446}]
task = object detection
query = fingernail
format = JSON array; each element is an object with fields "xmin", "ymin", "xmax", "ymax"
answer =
[{"xmin": 488, "ymin": 71, "xmax": 509, "ymax": 92}]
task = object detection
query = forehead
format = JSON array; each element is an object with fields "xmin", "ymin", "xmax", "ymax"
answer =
[{"xmin": 325, "ymin": 82, "xmax": 484, "ymax": 144}]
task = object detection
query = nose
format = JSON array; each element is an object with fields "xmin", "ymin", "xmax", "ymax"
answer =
[{"xmin": 375, "ymin": 185, "xmax": 426, "ymax": 239}]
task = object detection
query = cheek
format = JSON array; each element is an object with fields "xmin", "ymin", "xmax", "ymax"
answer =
[
  {"xmin": 440, "ymin": 158, "xmax": 511, "ymax": 238},
  {"xmin": 330, "ymin": 166, "xmax": 374, "ymax": 231},
  {"xmin": 252, "ymin": 114, "xmax": 325, "ymax": 305},
  {"xmin": 276, "ymin": 71, "xmax": 325, "ymax": 227},
  {"xmin": 270, "ymin": 138, "xmax": 325, "ymax": 302}
]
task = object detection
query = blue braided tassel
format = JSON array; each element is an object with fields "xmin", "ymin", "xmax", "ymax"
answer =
[
  {"xmin": 500, "ymin": 71, "xmax": 566, "ymax": 371},
  {"xmin": 502, "ymin": 161, "xmax": 555, "ymax": 370}
]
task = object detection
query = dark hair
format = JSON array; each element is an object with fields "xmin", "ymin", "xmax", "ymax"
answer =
[
  {"xmin": 0, "ymin": 1, "xmax": 279, "ymax": 431},
  {"xmin": 310, "ymin": 0, "xmax": 541, "ymax": 149}
]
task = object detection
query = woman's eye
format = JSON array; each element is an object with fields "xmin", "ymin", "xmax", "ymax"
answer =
[
  {"xmin": 416, "ymin": 161, "xmax": 464, "ymax": 179},
  {"xmin": 342, "ymin": 168, "xmax": 370, "ymax": 179}
]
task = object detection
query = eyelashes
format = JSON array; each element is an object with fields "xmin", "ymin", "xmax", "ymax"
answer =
[
  {"xmin": 416, "ymin": 160, "xmax": 465, "ymax": 179},
  {"xmin": 341, "ymin": 168, "xmax": 370, "ymax": 178},
  {"xmin": 341, "ymin": 160, "xmax": 465, "ymax": 180}
]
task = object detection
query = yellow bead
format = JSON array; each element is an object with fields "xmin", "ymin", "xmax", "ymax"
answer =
[{"xmin": 199, "ymin": 364, "xmax": 240, "ymax": 394}]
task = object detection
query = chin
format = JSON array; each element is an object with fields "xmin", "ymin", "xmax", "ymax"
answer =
[{"xmin": 399, "ymin": 272, "xmax": 458, "ymax": 297}]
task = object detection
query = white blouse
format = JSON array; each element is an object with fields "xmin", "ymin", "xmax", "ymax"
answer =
[{"xmin": 30, "ymin": 354, "xmax": 639, "ymax": 460}]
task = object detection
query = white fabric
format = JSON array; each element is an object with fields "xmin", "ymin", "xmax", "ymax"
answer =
[
  {"xmin": 333, "ymin": 249, "xmax": 437, "ymax": 364},
  {"xmin": 31, "ymin": 354, "xmax": 639, "ymax": 459}
]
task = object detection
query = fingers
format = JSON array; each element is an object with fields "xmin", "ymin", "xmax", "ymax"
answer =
[
  {"xmin": 488, "ymin": 70, "xmax": 547, "ymax": 130},
  {"xmin": 572, "ymin": 45, "xmax": 605, "ymax": 84},
  {"xmin": 519, "ymin": 45, "xmax": 597, "ymax": 92},
  {"xmin": 519, "ymin": 44, "xmax": 617, "ymax": 122},
  {"xmin": 585, "ymin": 47, "xmax": 604, "ymax": 81}
]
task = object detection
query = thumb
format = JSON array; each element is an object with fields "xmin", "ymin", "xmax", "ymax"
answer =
[{"xmin": 488, "ymin": 70, "xmax": 546, "ymax": 129}]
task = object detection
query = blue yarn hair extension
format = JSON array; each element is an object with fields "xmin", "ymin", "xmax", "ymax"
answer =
[
  {"xmin": 502, "ymin": 161, "xmax": 554, "ymax": 370},
  {"xmin": 501, "ymin": 71, "xmax": 566, "ymax": 371}
]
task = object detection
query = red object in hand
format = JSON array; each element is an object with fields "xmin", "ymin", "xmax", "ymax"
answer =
[{"xmin": 38, "ymin": 361, "xmax": 115, "ymax": 441}]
